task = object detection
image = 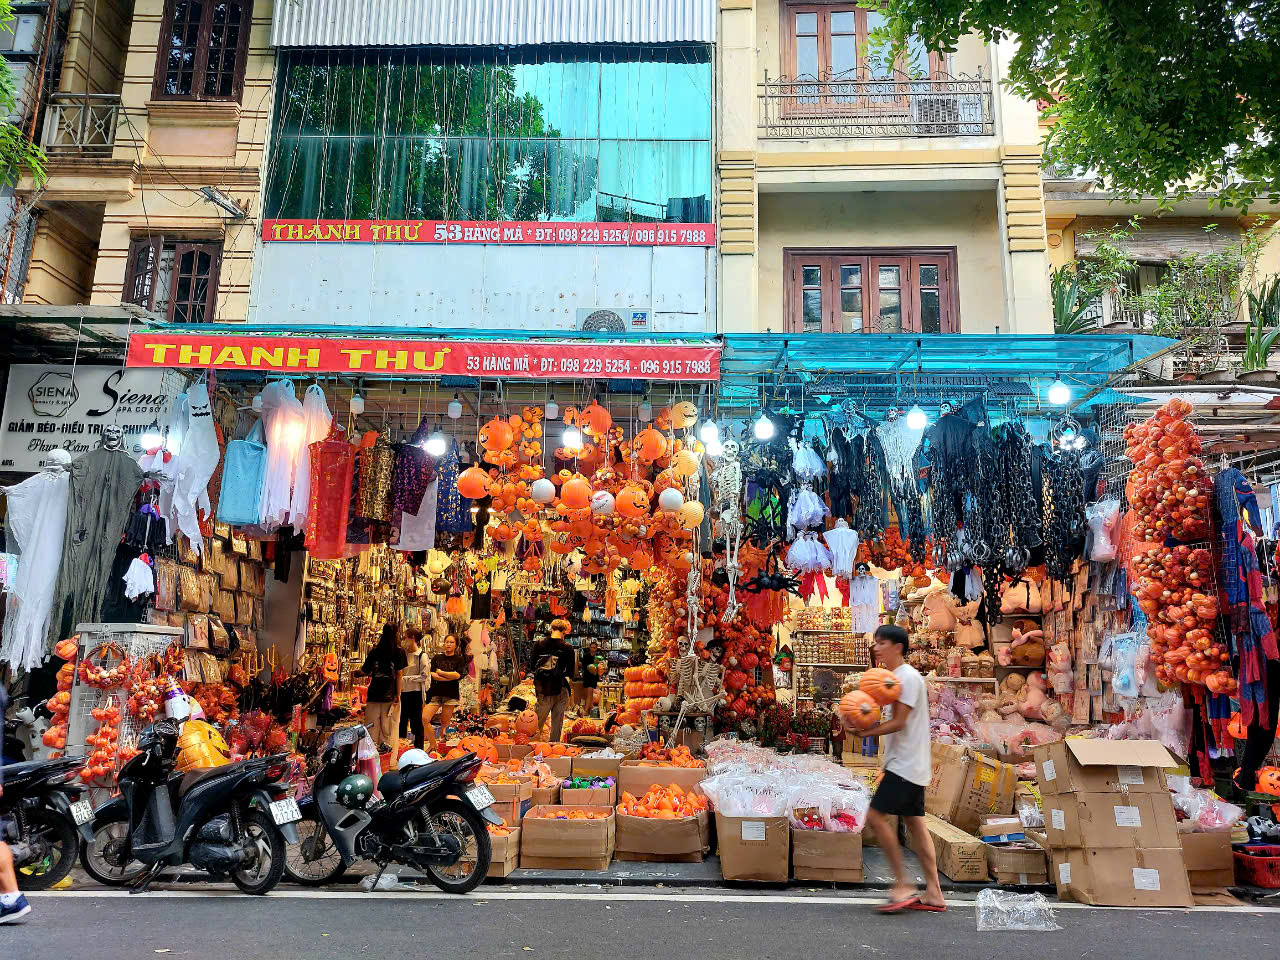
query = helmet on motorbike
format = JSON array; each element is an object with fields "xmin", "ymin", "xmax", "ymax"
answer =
[
  {"xmin": 174, "ymin": 719, "xmax": 231, "ymax": 773},
  {"xmin": 396, "ymin": 749, "xmax": 432, "ymax": 771},
  {"xmin": 337, "ymin": 773, "xmax": 374, "ymax": 809}
]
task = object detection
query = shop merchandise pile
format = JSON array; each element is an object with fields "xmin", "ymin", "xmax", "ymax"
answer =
[{"xmin": 2, "ymin": 372, "xmax": 1279, "ymax": 896}]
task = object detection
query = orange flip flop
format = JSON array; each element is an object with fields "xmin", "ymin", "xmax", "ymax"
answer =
[
  {"xmin": 905, "ymin": 900, "xmax": 947, "ymax": 912},
  {"xmin": 875, "ymin": 896, "xmax": 920, "ymax": 914}
]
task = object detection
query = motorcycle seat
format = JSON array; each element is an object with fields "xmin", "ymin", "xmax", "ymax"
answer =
[
  {"xmin": 377, "ymin": 755, "xmax": 470, "ymax": 800},
  {"xmin": 178, "ymin": 765, "xmax": 235, "ymax": 798}
]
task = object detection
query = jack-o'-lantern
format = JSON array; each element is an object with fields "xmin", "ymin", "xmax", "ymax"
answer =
[
  {"xmin": 1256, "ymin": 766, "xmax": 1280, "ymax": 797},
  {"xmin": 669, "ymin": 401, "xmax": 698, "ymax": 430},
  {"xmin": 635, "ymin": 426, "xmax": 667, "ymax": 463},
  {"xmin": 560, "ymin": 473, "xmax": 592, "ymax": 509},
  {"xmin": 514, "ymin": 709, "xmax": 540, "ymax": 737},
  {"xmin": 1228, "ymin": 712, "xmax": 1246, "ymax": 741},
  {"xmin": 480, "ymin": 416, "xmax": 515, "ymax": 453},
  {"xmin": 457, "ymin": 466, "xmax": 492, "ymax": 499},
  {"xmin": 616, "ymin": 482, "xmax": 650, "ymax": 518},
  {"xmin": 671, "ymin": 448, "xmax": 699, "ymax": 478},
  {"xmin": 580, "ymin": 401, "xmax": 613, "ymax": 438},
  {"xmin": 677, "ymin": 500, "xmax": 704, "ymax": 530},
  {"xmin": 490, "ymin": 521, "xmax": 516, "ymax": 542}
]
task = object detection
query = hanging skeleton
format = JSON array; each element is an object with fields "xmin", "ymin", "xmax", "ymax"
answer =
[{"xmin": 712, "ymin": 438, "xmax": 744, "ymax": 622}]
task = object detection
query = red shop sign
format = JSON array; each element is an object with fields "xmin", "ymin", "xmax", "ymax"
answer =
[
  {"xmin": 261, "ymin": 219, "xmax": 716, "ymax": 247},
  {"xmin": 125, "ymin": 334, "xmax": 721, "ymax": 382}
]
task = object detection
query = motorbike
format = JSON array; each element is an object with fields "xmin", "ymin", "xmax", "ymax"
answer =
[
  {"xmin": 3, "ymin": 697, "xmax": 51, "ymax": 765},
  {"xmin": 79, "ymin": 718, "xmax": 301, "ymax": 894},
  {"xmin": 0, "ymin": 754, "xmax": 94, "ymax": 890},
  {"xmin": 285, "ymin": 726, "xmax": 498, "ymax": 894}
]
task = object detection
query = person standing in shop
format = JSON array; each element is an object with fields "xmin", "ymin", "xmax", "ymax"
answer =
[
  {"xmin": 577, "ymin": 640, "xmax": 603, "ymax": 714},
  {"xmin": 858, "ymin": 624, "xmax": 945, "ymax": 914},
  {"xmin": 398, "ymin": 628, "xmax": 431, "ymax": 751},
  {"xmin": 424, "ymin": 634, "xmax": 467, "ymax": 751},
  {"xmin": 0, "ymin": 682, "xmax": 31, "ymax": 924},
  {"xmin": 359, "ymin": 624, "xmax": 407, "ymax": 765},
  {"xmin": 531, "ymin": 619, "xmax": 577, "ymax": 742},
  {"xmin": 829, "ymin": 706, "xmax": 845, "ymax": 764}
]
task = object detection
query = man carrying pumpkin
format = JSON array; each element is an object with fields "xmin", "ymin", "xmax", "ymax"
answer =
[{"xmin": 859, "ymin": 625, "xmax": 946, "ymax": 914}]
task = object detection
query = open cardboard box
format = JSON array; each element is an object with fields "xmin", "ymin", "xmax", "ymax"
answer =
[
  {"xmin": 572, "ymin": 755, "xmax": 624, "ymax": 780},
  {"xmin": 487, "ymin": 827, "xmax": 521, "ymax": 878},
  {"xmin": 487, "ymin": 778, "xmax": 534, "ymax": 826},
  {"xmin": 615, "ymin": 810, "xmax": 711, "ymax": 863},
  {"xmin": 925, "ymin": 743, "xmax": 1018, "ymax": 834},
  {"xmin": 617, "ymin": 761, "xmax": 706, "ymax": 799},
  {"xmin": 519, "ymin": 806, "xmax": 616, "ymax": 871},
  {"xmin": 1033, "ymin": 739, "xmax": 1176, "ymax": 797},
  {"xmin": 560, "ymin": 784, "xmax": 617, "ymax": 807}
]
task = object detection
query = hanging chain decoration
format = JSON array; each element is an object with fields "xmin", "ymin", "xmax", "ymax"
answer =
[{"xmin": 1043, "ymin": 445, "xmax": 1085, "ymax": 583}]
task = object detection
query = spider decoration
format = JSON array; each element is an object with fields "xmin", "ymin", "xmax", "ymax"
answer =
[{"xmin": 739, "ymin": 551, "xmax": 803, "ymax": 596}]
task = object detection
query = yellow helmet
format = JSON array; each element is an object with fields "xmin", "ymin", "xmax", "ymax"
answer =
[{"xmin": 175, "ymin": 719, "xmax": 231, "ymax": 773}]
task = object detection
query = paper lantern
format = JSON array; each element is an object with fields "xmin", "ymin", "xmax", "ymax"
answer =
[
  {"xmin": 616, "ymin": 482, "xmax": 650, "ymax": 518},
  {"xmin": 590, "ymin": 490, "xmax": 616, "ymax": 515},
  {"xmin": 480, "ymin": 416, "xmax": 514, "ymax": 453},
  {"xmin": 657, "ymin": 487, "xmax": 684, "ymax": 512},
  {"xmin": 530, "ymin": 478, "xmax": 556, "ymax": 503},
  {"xmin": 669, "ymin": 400, "xmax": 698, "ymax": 430},
  {"xmin": 457, "ymin": 466, "xmax": 491, "ymax": 499},
  {"xmin": 635, "ymin": 426, "xmax": 667, "ymax": 463},
  {"xmin": 560, "ymin": 473, "xmax": 592, "ymax": 509},
  {"xmin": 672, "ymin": 448, "xmax": 699, "ymax": 478},
  {"xmin": 580, "ymin": 400, "xmax": 613, "ymax": 438},
  {"xmin": 677, "ymin": 500, "xmax": 704, "ymax": 530}
]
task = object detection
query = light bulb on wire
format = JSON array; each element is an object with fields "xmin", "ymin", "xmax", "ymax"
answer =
[
  {"xmin": 699, "ymin": 419, "xmax": 720, "ymax": 444},
  {"xmin": 544, "ymin": 395, "xmax": 559, "ymax": 420},
  {"xmin": 705, "ymin": 436, "xmax": 724, "ymax": 457},
  {"xmin": 906, "ymin": 404, "xmax": 928, "ymax": 431},
  {"xmin": 752, "ymin": 412, "xmax": 775, "ymax": 441},
  {"xmin": 349, "ymin": 394, "xmax": 364, "ymax": 416},
  {"xmin": 563, "ymin": 426, "xmax": 583, "ymax": 451},
  {"xmin": 425, "ymin": 426, "xmax": 448, "ymax": 457},
  {"xmin": 637, "ymin": 397, "xmax": 652, "ymax": 422},
  {"xmin": 447, "ymin": 393, "xmax": 462, "ymax": 419},
  {"xmin": 139, "ymin": 422, "xmax": 164, "ymax": 451},
  {"xmin": 1048, "ymin": 378, "xmax": 1071, "ymax": 406}
]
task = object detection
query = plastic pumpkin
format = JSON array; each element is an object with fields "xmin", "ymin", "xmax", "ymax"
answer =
[
  {"xmin": 616, "ymin": 482, "xmax": 650, "ymax": 518},
  {"xmin": 530, "ymin": 477, "xmax": 556, "ymax": 504},
  {"xmin": 514, "ymin": 709, "xmax": 540, "ymax": 737},
  {"xmin": 1228, "ymin": 712, "xmax": 1246, "ymax": 740},
  {"xmin": 1256, "ymin": 766, "xmax": 1280, "ymax": 797},
  {"xmin": 580, "ymin": 401, "xmax": 613, "ymax": 438},
  {"xmin": 677, "ymin": 500, "xmax": 704, "ymax": 530},
  {"xmin": 839, "ymin": 691, "xmax": 880, "ymax": 730},
  {"xmin": 672, "ymin": 448, "xmax": 699, "ymax": 478},
  {"xmin": 590, "ymin": 490, "xmax": 616, "ymax": 515},
  {"xmin": 657, "ymin": 487, "xmax": 684, "ymax": 512},
  {"xmin": 859, "ymin": 667, "xmax": 902, "ymax": 705},
  {"xmin": 560, "ymin": 473, "xmax": 592, "ymax": 509},
  {"xmin": 480, "ymin": 417, "xmax": 515, "ymax": 453},
  {"xmin": 635, "ymin": 427, "xmax": 667, "ymax": 463},
  {"xmin": 457, "ymin": 466, "xmax": 492, "ymax": 499},
  {"xmin": 669, "ymin": 401, "xmax": 698, "ymax": 430}
]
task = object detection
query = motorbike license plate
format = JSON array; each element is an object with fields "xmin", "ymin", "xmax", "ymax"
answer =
[
  {"xmin": 465, "ymin": 785, "xmax": 495, "ymax": 810},
  {"xmin": 269, "ymin": 798, "xmax": 302, "ymax": 825},
  {"xmin": 70, "ymin": 800, "xmax": 93, "ymax": 825}
]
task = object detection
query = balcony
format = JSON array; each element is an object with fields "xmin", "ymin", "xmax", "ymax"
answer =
[
  {"xmin": 42, "ymin": 93, "xmax": 121, "ymax": 154},
  {"xmin": 758, "ymin": 68, "xmax": 994, "ymax": 140}
]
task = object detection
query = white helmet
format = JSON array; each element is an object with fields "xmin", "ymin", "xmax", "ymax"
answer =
[{"xmin": 397, "ymin": 749, "xmax": 432, "ymax": 770}]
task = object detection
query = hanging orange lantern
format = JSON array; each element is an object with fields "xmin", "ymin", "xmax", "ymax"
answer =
[
  {"xmin": 457, "ymin": 466, "xmax": 492, "ymax": 499},
  {"xmin": 480, "ymin": 416, "xmax": 515, "ymax": 453},
  {"xmin": 580, "ymin": 401, "xmax": 613, "ymax": 438},
  {"xmin": 560, "ymin": 473, "xmax": 592, "ymax": 509},
  {"xmin": 616, "ymin": 482, "xmax": 651, "ymax": 518},
  {"xmin": 669, "ymin": 401, "xmax": 698, "ymax": 430},
  {"xmin": 635, "ymin": 427, "xmax": 667, "ymax": 464}
]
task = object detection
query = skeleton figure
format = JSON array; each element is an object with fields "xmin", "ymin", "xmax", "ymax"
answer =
[
  {"xmin": 99, "ymin": 423, "xmax": 125, "ymax": 451},
  {"xmin": 712, "ymin": 438, "xmax": 745, "ymax": 622}
]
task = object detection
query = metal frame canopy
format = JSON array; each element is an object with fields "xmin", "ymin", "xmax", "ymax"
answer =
[{"xmin": 716, "ymin": 332, "xmax": 1176, "ymax": 416}]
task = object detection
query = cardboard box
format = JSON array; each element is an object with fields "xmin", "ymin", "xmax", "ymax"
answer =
[
  {"xmin": 617, "ymin": 761, "xmax": 707, "ymax": 799},
  {"xmin": 863, "ymin": 814, "xmax": 898, "ymax": 847},
  {"xmin": 519, "ymin": 806, "xmax": 615, "ymax": 870},
  {"xmin": 560, "ymin": 784, "xmax": 617, "ymax": 807},
  {"xmin": 572, "ymin": 755, "xmax": 623, "ymax": 780},
  {"xmin": 531, "ymin": 784, "xmax": 559, "ymax": 807},
  {"xmin": 926, "ymin": 743, "xmax": 1018, "ymax": 834},
  {"xmin": 1043, "ymin": 792, "xmax": 1179, "ymax": 849},
  {"xmin": 985, "ymin": 843, "xmax": 1048, "ymax": 886},
  {"xmin": 791, "ymin": 829, "xmax": 863, "ymax": 883},
  {"xmin": 1180, "ymin": 831, "xmax": 1235, "ymax": 890},
  {"xmin": 1053, "ymin": 846, "xmax": 1193, "ymax": 907},
  {"xmin": 715, "ymin": 813, "xmax": 790, "ymax": 882},
  {"xmin": 487, "ymin": 778, "xmax": 534, "ymax": 826},
  {"xmin": 538, "ymin": 756, "xmax": 574, "ymax": 779},
  {"xmin": 494, "ymin": 744, "xmax": 533, "ymax": 762},
  {"xmin": 487, "ymin": 827, "xmax": 520, "ymax": 878},
  {"xmin": 1034, "ymin": 739, "xmax": 1175, "ymax": 797},
  {"xmin": 909, "ymin": 814, "xmax": 988, "ymax": 882},
  {"xmin": 925, "ymin": 742, "xmax": 970, "ymax": 819},
  {"xmin": 615, "ymin": 810, "xmax": 711, "ymax": 862}
]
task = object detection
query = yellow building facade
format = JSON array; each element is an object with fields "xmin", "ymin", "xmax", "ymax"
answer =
[
  {"xmin": 15, "ymin": 0, "xmax": 274, "ymax": 326},
  {"xmin": 717, "ymin": 0, "xmax": 1052, "ymax": 336}
]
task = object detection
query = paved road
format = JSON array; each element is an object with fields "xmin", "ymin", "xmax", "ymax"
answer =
[{"xmin": 12, "ymin": 887, "xmax": 1280, "ymax": 959}]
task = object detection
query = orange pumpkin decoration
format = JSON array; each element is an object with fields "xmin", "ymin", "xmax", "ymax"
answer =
[
  {"xmin": 1255, "ymin": 766, "xmax": 1280, "ymax": 797},
  {"xmin": 635, "ymin": 426, "xmax": 668, "ymax": 463},
  {"xmin": 839, "ymin": 691, "xmax": 881, "ymax": 730},
  {"xmin": 859, "ymin": 667, "xmax": 902, "ymax": 705},
  {"xmin": 457, "ymin": 465, "xmax": 492, "ymax": 499},
  {"xmin": 616, "ymin": 482, "xmax": 650, "ymax": 518},
  {"xmin": 514, "ymin": 709, "xmax": 540, "ymax": 737},
  {"xmin": 580, "ymin": 401, "xmax": 613, "ymax": 438},
  {"xmin": 480, "ymin": 416, "xmax": 515, "ymax": 452},
  {"xmin": 560, "ymin": 473, "xmax": 592, "ymax": 509},
  {"xmin": 1228, "ymin": 712, "xmax": 1246, "ymax": 741}
]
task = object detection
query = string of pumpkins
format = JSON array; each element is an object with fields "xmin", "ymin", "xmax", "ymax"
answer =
[{"xmin": 452, "ymin": 399, "xmax": 709, "ymax": 575}]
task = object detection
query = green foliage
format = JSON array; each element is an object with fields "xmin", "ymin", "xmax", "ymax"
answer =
[
  {"xmin": 1050, "ymin": 265, "xmax": 1096, "ymax": 334},
  {"xmin": 0, "ymin": 0, "xmax": 46, "ymax": 187},
  {"xmin": 1243, "ymin": 277, "xmax": 1280, "ymax": 372},
  {"xmin": 871, "ymin": 0, "xmax": 1280, "ymax": 209}
]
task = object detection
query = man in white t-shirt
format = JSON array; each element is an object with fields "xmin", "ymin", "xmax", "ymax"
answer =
[{"xmin": 859, "ymin": 624, "xmax": 945, "ymax": 914}]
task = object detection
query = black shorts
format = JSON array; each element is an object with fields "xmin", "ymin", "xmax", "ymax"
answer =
[{"xmin": 870, "ymin": 769, "xmax": 926, "ymax": 818}]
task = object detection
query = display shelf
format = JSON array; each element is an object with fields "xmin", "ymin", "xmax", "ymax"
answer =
[
  {"xmin": 795, "ymin": 661, "xmax": 864, "ymax": 669},
  {"xmin": 932, "ymin": 676, "xmax": 998, "ymax": 684}
]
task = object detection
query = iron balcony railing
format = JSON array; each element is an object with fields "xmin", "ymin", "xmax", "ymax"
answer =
[
  {"xmin": 758, "ymin": 67, "xmax": 994, "ymax": 139},
  {"xmin": 42, "ymin": 92, "xmax": 121, "ymax": 154}
]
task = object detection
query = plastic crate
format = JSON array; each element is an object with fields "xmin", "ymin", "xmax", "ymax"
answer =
[{"xmin": 1234, "ymin": 844, "xmax": 1280, "ymax": 889}]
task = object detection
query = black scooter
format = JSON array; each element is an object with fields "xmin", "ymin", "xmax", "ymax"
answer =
[
  {"xmin": 285, "ymin": 725, "xmax": 499, "ymax": 893},
  {"xmin": 79, "ymin": 718, "xmax": 301, "ymax": 894},
  {"xmin": 0, "ymin": 754, "xmax": 94, "ymax": 889}
]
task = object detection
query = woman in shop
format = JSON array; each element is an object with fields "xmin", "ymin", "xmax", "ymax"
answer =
[
  {"xmin": 424, "ymin": 634, "xmax": 467, "ymax": 751},
  {"xmin": 399, "ymin": 628, "xmax": 431, "ymax": 751},
  {"xmin": 531, "ymin": 621, "xmax": 577, "ymax": 743},
  {"xmin": 358, "ymin": 624, "xmax": 408, "ymax": 765},
  {"xmin": 575, "ymin": 640, "xmax": 603, "ymax": 714}
]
